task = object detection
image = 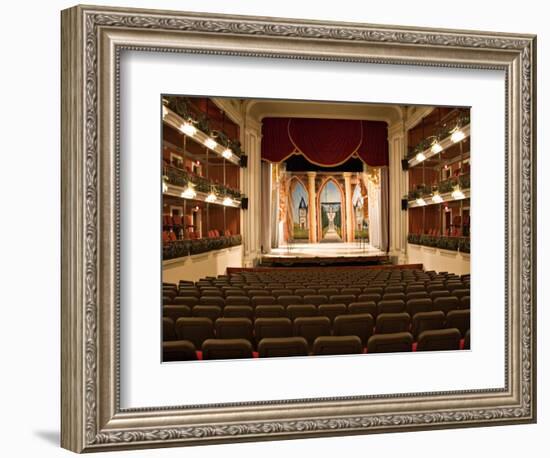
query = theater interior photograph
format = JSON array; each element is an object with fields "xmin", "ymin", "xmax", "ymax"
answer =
[{"xmin": 161, "ymin": 96, "xmax": 471, "ymax": 362}]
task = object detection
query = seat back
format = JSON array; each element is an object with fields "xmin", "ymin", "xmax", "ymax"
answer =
[
  {"xmin": 406, "ymin": 298, "xmax": 432, "ymax": 316},
  {"xmin": 377, "ymin": 299, "xmax": 406, "ymax": 315},
  {"xmin": 163, "ymin": 305, "xmax": 192, "ymax": 323},
  {"xmin": 348, "ymin": 302, "xmax": 377, "ymax": 317},
  {"xmin": 202, "ymin": 339, "xmax": 253, "ymax": 360},
  {"xmin": 162, "ymin": 340, "xmax": 197, "ymax": 361},
  {"xmin": 293, "ymin": 316, "xmax": 331, "ymax": 346},
  {"xmin": 175, "ymin": 317, "xmax": 214, "ymax": 348},
  {"xmin": 172, "ymin": 296, "xmax": 199, "ymax": 307},
  {"xmin": 417, "ymin": 328, "xmax": 461, "ymax": 351},
  {"xmin": 192, "ymin": 305, "xmax": 222, "ymax": 321},
  {"xmin": 303, "ymin": 295, "xmax": 329, "ymax": 306},
  {"xmin": 254, "ymin": 317, "xmax": 293, "ymax": 340},
  {"xmin": 333, "ymin": 313, "xmax": 374, "ymax": 345},
  {"xmin": 215, "ymin": 317, "xmax": 253, "ymax": 341},
  {"xmin": 223, "ymin": 305, "xmax": 253, "ymax": 319},
  {"xmin": 286, "ymin": 304, "xmax": 317, "ymax": 320},
  {"xmin": 329, "ymin": 294, "xmax": 355, "ymax": 305},
  {"xmin": 312, "ymin": 336, "xmax": 363, "ymax": 355},
  {"xmin": 162, "ymin": 317, "xmax": 177, "ymax": 341},
  {"xmin": 411, "ymin": 311, "xmax": 446, "ymax": 339},
  {"xmin": 375, "ymin": 312, "xmax": 411, "ymax": 334},
  {"xmin": 318, "ymin": 304, "xmax": 347, "ymax": 323},
  {"xmin": 446, "ymin": 309, "xmax": 470, "ymax": 336},
  {"xmin": 433, "ymin": 296, "xmax": 460, "ymax": 314},
  {"xmin": 278, "ymin": 295, "xmax": 303, "ymax": 306},
  {"xmin": 257, "ymin": 337, "xmax": 309, "ymax": 358},
  {"xmin": 254, "ymin": 305, "xmax": 286, "ymax": 318},
  {"xmin": 367, "ymin": 332, "xmax": 413, "ymax": 353}
]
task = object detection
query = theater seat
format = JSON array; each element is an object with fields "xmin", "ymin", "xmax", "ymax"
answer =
[
  {"xmin": 348, "ymin": 302, "xmax": 377, "ymax": 317},
  {"xmin": 223, "ymin": 305, "xmax": 253, "ymax": 319},
  {"xmin": 192, "ymin": 305, "xmax": 222, "ymax": 321},
  {"xmin": 377, "ymin": 299, "xmax": 405, "ymax": 315},
  {"xmin": 175, "ymin": 317, "xmax": 214, "ymax": 348},
  {"xmin": 293, "ymin": 316, "xmax": 331, "ymax": 347},
  {"xmin": 303, "ymin": 295, "xmax": 329, "ymax": 306},
  {"xmin": 446, "ymin": 310, "xmax": 470, "ymax": 336},
  {"xmin": 163, "ymin": 305, "xmax": 191, "ymax": 323},
  {"xmin": 411, "ymin": 311, "xmax": 446, "ymax": 340},
  {"xmin": 287, "ymin": 304, "xmax": 317, "ymax": 320},
  {"xmin": 215, "ymin": 317, "xmax": 253, "ymax": 341},
  {"xmin": 416, "ymin": 328, "xmax": 461, "ymax": 351},
  {"xmin": 406, "ymin": 298, "xmax": 432, "ymax": 316},
  {"xmin": 258, "ymin": 337, "xmax": 309, "ymax": 358},
  {"xmin": 254, "ymin": 305, "xmax": 286, "ymax": 318},
  {"xmin": 162, "ymin": 317, "xmax": 177, "ymax": 341},
  {"xmin": 433, "ymin": 296, "xmax": 460, "ymax": 314},
  {"xmin": 278, "ymin": 295, "xmax": 303, "ymax": 306},
  {"xmin": 375, "ymin": 312, "xmax": 411, "ymax": 334},
  {"xmin": 367, "ymin": 332, "xmax": 413, "ymax": 353},
  {"xmin": 329, "ymin": 294, "xmax": 355, "ymax": 305},
  {"xmin": 333, "ymin": 313, "xmax": 374, "ymax": 345},
  {"xmin": 312, "ymin": 336, "xmax": 363, "ymax": 356},
  {"xmin": 254, "ymin": 317, "xmax": 293, "ymax": 340},
  {"xmin": 172, "ymin": 296, "xmax": 199, "ymax": 307},
  {"xmin": 225, "ymin": 296, "xmax": 250, "ymax": 306},
  {"xmin": 162, "ymin": 340, "xmax": 198, "ymax": 362},
  {"xmin": 202, "ymin": 339, "xmax": 253, "ymax": 360},
  {"xmin": 464, "ymin": 329, "xmax": 471, "ymax": 349},
  {"xmin": 318, "ymin": 304, "xmax": 347, "ymax": 323}
]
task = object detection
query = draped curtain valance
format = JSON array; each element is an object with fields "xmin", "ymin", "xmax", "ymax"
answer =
[{"xmin": 261, "ymin": 117, "xmax": 389, "ymax": 167}]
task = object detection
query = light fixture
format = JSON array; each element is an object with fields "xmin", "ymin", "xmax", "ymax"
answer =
[
  {"xmin": 162, "ymin": 105, "xmax": 168, "ymax": 118},
  {"xmin": 432, "ymin": 193, "xmax": 443, "ymax": 203},
  {"xmin": 451, "ymin": 187, "xmax": 465, "ymax": 200},
  {"xmin": 451, "ymin": 128, "xmax": 465, "ymax": 143},
  {"xmin": 431, "ymin": 141, "xmax": 443, "ymax": 154},
  {"xmin": 206, "ymin": 192, "xmax": 217, "ymax": 203},
  {"xmin": 415, "ymin": 152, "xmax": 426, "ymax": 162},
  {"xmin": 204, "ymin": 138, "xmax": 217, "ymax": 150},
  {"xmin": 180, "ymin": 122, "xmax": 196, "ymax": 136},
  {"xmin": 222, "ymin": 197, "xmax": 233, "ymax": 206},
  {"xmin": 162, "ymin": 182, "xmax": 168, "ymax": 193},
  {"xmin": 181, "ymin": 184, "xmax": 196, "ymax": 199},
  {"xmin": 416, "ymin": 197, "xmax": 427, "ymax": 206},
  {"xmin": 222, "ymin": 148, "xmax": 233, "ymax": 160}
]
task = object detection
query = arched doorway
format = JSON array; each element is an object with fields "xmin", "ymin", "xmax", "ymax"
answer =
[
  {"xmin": 288, "ymin": 177, "xmax": 309, "ymax": 242},
  {"xmin": 318, "ymin": 179, "xmax": 344, "ymax": 243}
]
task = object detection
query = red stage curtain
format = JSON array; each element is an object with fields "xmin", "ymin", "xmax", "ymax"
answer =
[{"xmin": 261, "ymin": 117, "xmax": 388, "ymax": 166}]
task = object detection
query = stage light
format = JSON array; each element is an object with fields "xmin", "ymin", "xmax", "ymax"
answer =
[
  {"xmin": 451, "ymin": 128, "xmax": 465, "ymax": 143},
  {"xmin": 432, "ymin": 193, "xmax": 443, "ymax": 203},
  {"xmin": 222, "ymin": 197, "xmax": 233, "ymax": 206},
  {"xmin": 181, "ymin": 184, "xmax": 196, "ymax": 199},
  {"xmin": 206, "ymin": 192, "xmax": 217, "ymax": 203},
  {"xmin": 415, "ymin": 152, "xmax": 426, "ymax": 162},
  {"xmin": 222, "ymin": 148, "xmax": 233, "ymax": 160},
  {"xmin": 180, "ymin": 122, "xmax": 196, "ymax": 136},
  {"xmin": 431, "ymin": 141, "xmax": 443, "ymax": 154},
  {"xmin": 416, "ymin": 198, "xmax": 427, "ymax": 206},
  {"xmin": 452, "ymin": 187, "xmax": 465, "ymax": 200},
  {"xmin": 204, "ymin": 138, "xmax": 217, "ymax": 150}
]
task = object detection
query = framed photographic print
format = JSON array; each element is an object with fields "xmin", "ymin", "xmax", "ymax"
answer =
[{"xmin": 61, "ymin": 4, "xmax": 537, "ymax": 453}]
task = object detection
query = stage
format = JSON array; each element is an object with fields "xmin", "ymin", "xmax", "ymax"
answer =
[{"xmin": 260, "ymin": 242, "xmax": 389, "ymax": 267}]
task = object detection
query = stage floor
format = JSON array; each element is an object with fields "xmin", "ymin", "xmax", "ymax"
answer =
[{"xmin": 264, "ymin": 242, "xmax": 386, "ymax": 259}]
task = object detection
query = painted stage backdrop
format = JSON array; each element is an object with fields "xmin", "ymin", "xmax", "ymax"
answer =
[{"xmin": 320, "ymin": 180, "xmax": 343, "ymax": 242}]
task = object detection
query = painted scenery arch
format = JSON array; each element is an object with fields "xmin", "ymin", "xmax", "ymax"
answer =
[
  {"xmin": 318, "ymin": 179, "xmax": 343, "ymax": 242},
  {"xmin": 289, "ymin": 178, "xmax": 309, "ymax": 241}
]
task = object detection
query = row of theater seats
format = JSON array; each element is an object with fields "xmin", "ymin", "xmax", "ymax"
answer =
[
  {"xmin": 164, "ymin": 329, "xmax": 471, "ymax": 361},
  {"xmin": 162, "ymin": 268, "xmax": 471, "ymax": 361}
]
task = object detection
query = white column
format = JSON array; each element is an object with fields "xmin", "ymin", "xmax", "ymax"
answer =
[
  {"xmin": 343, "ymin": 172, "xmax": 353, "ymax": 242},
  {"xmin": 242, "ymin": 125, "xmax": 262, "ymax": 266},
  {"xmin": 388, "ymin": 120, "xmax": 408, "ymax": 264},
  {"xmin": 307, "ymin": 172, "xmax": 317, "ymax": 243}
]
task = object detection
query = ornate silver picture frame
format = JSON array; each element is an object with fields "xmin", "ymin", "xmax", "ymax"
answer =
[{"xmin": 61, "ymin": 4, "xmax": 536, "ymax": 453}]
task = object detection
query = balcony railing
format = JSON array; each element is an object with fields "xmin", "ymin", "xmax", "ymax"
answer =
[
  {"xmin": 163, "ymin": 234, "xmax": 243, "ymax": 260},
  {"xmin": 407, "ymin": 233, "xmax": 470, "ymax": 253}
]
